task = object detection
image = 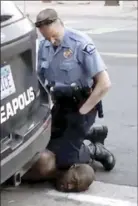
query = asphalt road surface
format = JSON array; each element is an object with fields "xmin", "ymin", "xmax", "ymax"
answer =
[{"xmin": 1, "ymin": 3, "xmax": 137, "ymax": 206}]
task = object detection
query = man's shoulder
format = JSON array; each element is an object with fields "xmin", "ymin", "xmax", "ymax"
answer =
[
  {"xmin": 66, "ymin": 28, "xmax": 92, "ymax": 45},
  {"xmin": 38, "ymin": 37, "xmax": 50, "ymax": 49}
]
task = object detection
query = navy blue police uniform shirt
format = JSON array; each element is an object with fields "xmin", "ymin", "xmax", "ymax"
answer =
[{"xmin": 37, "ymin": 28, "xmax": 107, "ymax": 168}]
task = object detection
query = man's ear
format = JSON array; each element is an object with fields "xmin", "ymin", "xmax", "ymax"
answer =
[{"xmin": 70, "ymin": 164, "xmax": 77, "ymax": 169}]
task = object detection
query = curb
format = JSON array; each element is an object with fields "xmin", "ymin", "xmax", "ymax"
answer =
[{"xmin": 56, "ymin": 1, "xmax": 91, "ymax": 4}]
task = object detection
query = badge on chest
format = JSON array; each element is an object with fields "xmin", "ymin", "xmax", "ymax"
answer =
[{"xmin": 63, "ymin": 49, "xmax": 73, "ymax": 58}]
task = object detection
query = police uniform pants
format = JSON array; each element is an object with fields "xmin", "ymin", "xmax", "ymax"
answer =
[{"xmin": 47, "ymin": 104, "xmax": 97, "ymax": 169}]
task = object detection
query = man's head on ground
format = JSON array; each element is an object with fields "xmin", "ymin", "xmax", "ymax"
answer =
[
  {"xmin": 56, "ymin": 164, "xmax": 95, "ymax": 192},
  {"xmin": 35, "ymin": 8, "xmax": 64, "ymax": 46}
]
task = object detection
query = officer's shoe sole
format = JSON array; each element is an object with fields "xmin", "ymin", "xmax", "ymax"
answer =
[
  {"xmin": 101, "ymin": 153, "xmax": 116, "ymax": 171},
  {"xmin": 86, "ymin": 125, "xmax": 108, "ymax": 145}
]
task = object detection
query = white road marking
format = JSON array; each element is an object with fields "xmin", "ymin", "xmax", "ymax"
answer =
[
  {"xmin": 65, "ymin": 22, "xmax": 122, "ymax": 34},
  {"xmin": 64, "ymin": 20, "xmax": 79, "ymax": 24},
  {"xmin": 85, "ymin": 27, "xmax": 121, "ymax": 34},
  {"xmin": 64, "ymin": 19, "xmax": 136, "ymax": 34},
  {"xmin": 47, "ymin": 190, "xmax": 137, "ymax": 206},
  {"xmin": 36, "ymin": 38, "xmax": 136, "ymax": 60},
  {"xmin": 46, "ymin": 181, "xmax": 137, "ymax": 206},
  {"xmin": 100, "ymin": 52, "xmax": 137, "ymax": 58},
  {"xmin": 64, "ymin": 20, "xmax": 126, "ymax": 34}
]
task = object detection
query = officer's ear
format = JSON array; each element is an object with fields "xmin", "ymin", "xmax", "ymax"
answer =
[
  {"xmin": 70, "ymin": 164, "xmax": 77, "ymax": 169},
  {"xmin": 70, "ymin": 164, "xmax": 80, "ymax": 169}
]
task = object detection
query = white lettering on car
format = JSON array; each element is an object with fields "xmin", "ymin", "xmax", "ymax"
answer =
[{"xmin": 1, "ymin": 87, "xmax": 35, "ymax": 124}]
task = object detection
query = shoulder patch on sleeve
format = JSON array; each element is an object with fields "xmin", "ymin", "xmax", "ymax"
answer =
[{"xmin": 83, "ymin": 44, "xmax": 95, "ymax": 55}]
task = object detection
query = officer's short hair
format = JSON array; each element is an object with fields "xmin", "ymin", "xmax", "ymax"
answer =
[{"xmin": 35, "ymin": 8, "xmax": 58, "ymax": 28}]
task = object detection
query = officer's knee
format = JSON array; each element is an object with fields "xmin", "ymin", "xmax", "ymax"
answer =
[{"xmin": 34, "ymin": 150, "xmax": 56, "ymax": 178}]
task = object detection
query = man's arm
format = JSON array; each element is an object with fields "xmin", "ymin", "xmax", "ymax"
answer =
[
  {"xmin": 78, "ymin": 43, "xmax": 111, "ymax": 115},
  {"xmin": 79, "ymin": 70, "xmax": 111, "ymax": 114}
]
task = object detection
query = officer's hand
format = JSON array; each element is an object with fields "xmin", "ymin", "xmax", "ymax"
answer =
[
  {"xmin": 80, "ymin": 71, "xmax": 111, "ymax": 115},
  {"xmin": 79, "ymin": 104, "xmax": 91, "ymax": 115}
]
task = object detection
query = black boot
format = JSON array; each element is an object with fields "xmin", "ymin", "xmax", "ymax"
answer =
[
  {"xmin": 86, "ymin": 125, "xmax": 108, "ymax": 144},
  {"xmin": 87, "ymin": 141, "xmax": 116, "ymax": 171}
]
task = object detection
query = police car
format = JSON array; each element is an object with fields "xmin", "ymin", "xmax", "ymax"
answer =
[{"xmin": 1, "ymin": 1, "xmax": 51, "ymax": 185}]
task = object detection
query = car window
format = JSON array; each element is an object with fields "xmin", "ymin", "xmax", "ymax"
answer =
[{"xmin": 1, "ymin": 1, "xmax": 23, "ymax": 27}]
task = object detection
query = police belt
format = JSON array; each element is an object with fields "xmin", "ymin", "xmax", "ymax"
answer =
[
  {"xmin": 54, "ymin": 91, "xmax": 103, "ymax": 118},
  {"xmin": 52, "ymin": 87, "xmax": 90, "ymax": 113},
  {"xmin": 49, "ymin": 83, "xmax": 104, "ymax": 118}
]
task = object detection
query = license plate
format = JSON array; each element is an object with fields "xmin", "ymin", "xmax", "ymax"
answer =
[{"xmin": 0, "ymin": 65, "xmax": 16, "ymax": 100}]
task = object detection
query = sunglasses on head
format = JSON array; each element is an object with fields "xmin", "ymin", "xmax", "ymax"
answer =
[{"xmin": 35, "ymin": 19, "xmax": 57, "ymax": 28}]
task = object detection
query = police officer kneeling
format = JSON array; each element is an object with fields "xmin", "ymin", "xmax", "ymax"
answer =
[{"xmin": 23, "ymin": 9, "xmax": 116, "ymax": 192}]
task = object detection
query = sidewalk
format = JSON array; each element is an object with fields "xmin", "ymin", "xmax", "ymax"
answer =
[{"xmin": 15, "ymin": 1, "xmax": 137, "ymax": 20}]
